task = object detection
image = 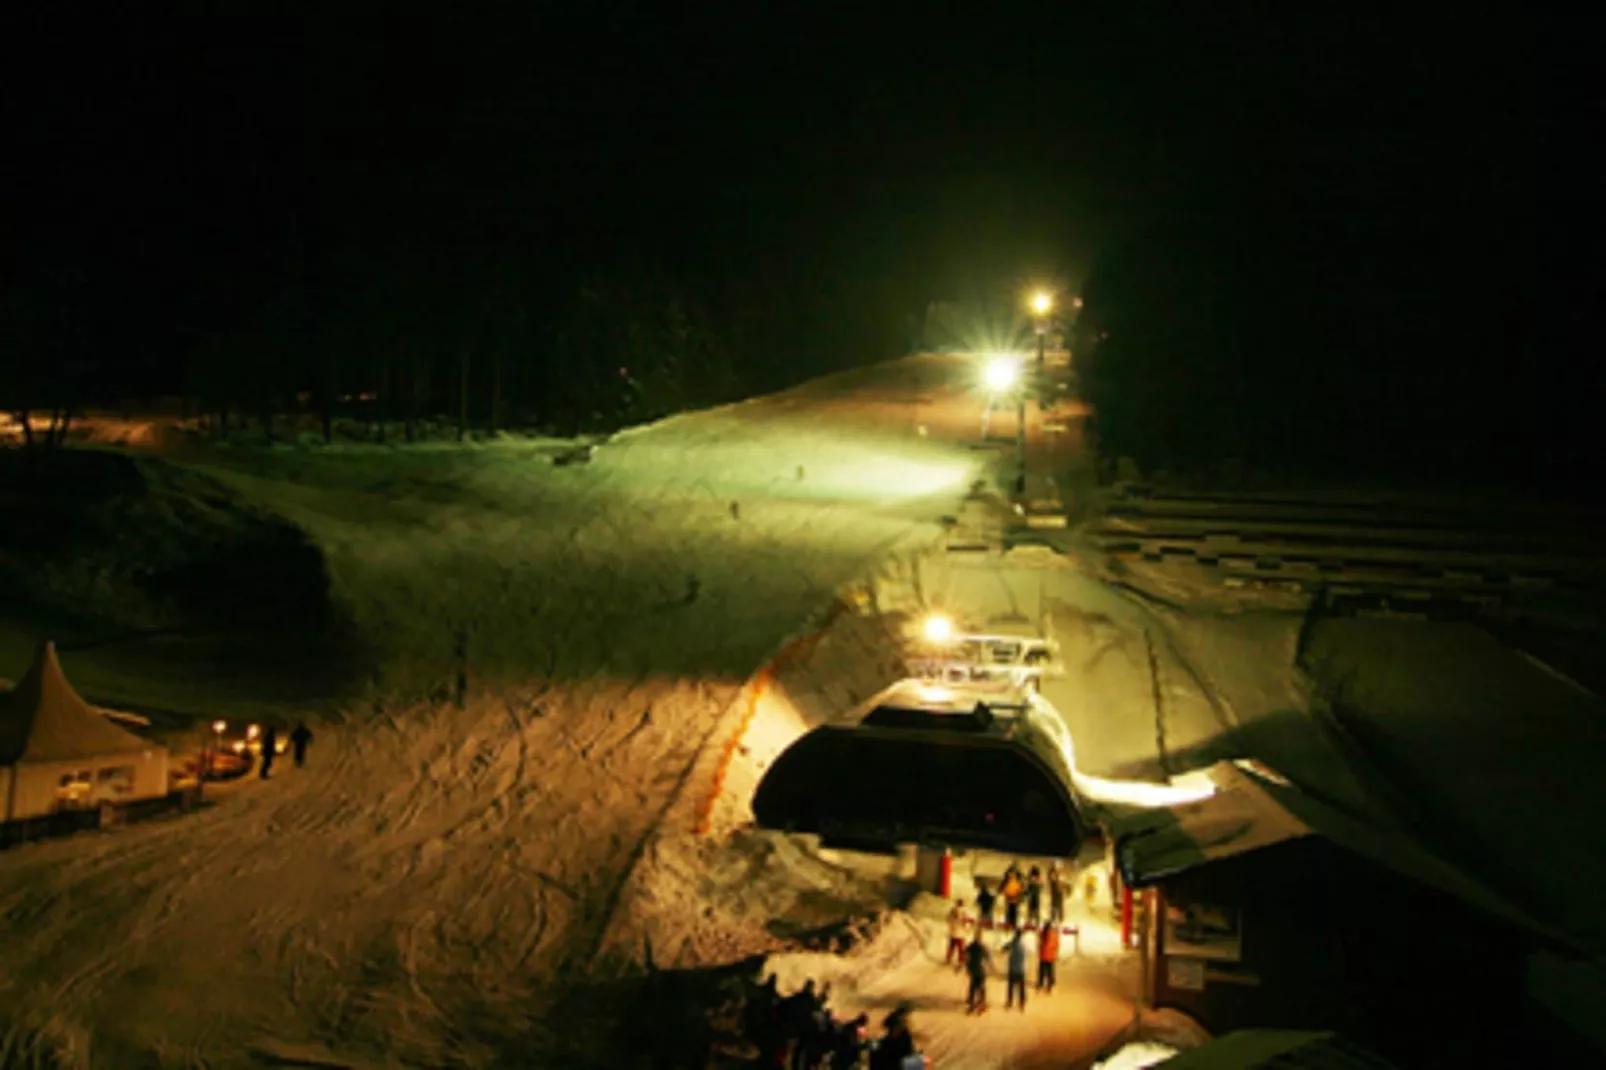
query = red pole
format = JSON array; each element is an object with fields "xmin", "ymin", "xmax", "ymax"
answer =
[
  {"xmin": 1120, "ymin": 886, "xmax": 1135, "ymax": 948},
  {"xmin": 938, "ymin": 848, "xmax": 953, "ymax": 899}
]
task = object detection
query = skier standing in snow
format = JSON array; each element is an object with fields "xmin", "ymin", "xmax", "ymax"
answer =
[
  {"xmin": 1048, "ymin": 862, "xmax": 1068, "ymax": 925},
  {"xmin": 832, "ymin": 1014, "xmax": 869, "ymax": 1069},
  {"xmin": 869, "ymin": 1007, "xmax": 915, "ymax": 1070},
  {"xmin": 945, "ymin": 898, "xmax": 971, "ymax": 969},
  {"xmin": 1001, "ymin": 864, "xmax": 1024, "ymax": 932},
  {"xmin": 1025, "ymin": 865, "xmax": 1044, "ymax": 928},
  {"xmin": 1005, "ymin": 930, "xmax": 1029, "ymax": 1011},
  {"xmin": 964, "ymin": 934, "xmax": 992, "ymax": 1013},
  {"xmin": 778, "ymin": 980, "xmax": 820, "ymax": 1070},
  {"xmin": 746, "ymin": 973, "xmax": 781, "ymax": 1039},
  {"xmin": 259, "ymin": 725, "xmax": 278, "ymax": 779},
  {"xmin": 1037, "ymin": 921, "xmax": 1061, "ymax": 993},
  {"xmin": 290, "ymin": 722, "xmax": 313, "ymax": 767},
  {"xmin": 975, "ymin": 878, "xmax": 996, "ymax": 933}
]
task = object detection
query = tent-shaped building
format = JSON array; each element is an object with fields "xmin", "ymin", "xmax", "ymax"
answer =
[{"xmin": 1, "ymin": 641, "xmax": 169, "ymax": 822}]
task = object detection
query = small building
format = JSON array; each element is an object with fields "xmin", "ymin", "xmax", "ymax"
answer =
[
  {"xmin": 1, "ymin": 641, "xmax": 170, "ymax": 822},
  {"xmin": 1109, "ymin": 761, "xmax": 1600, "ymax": 1067}
]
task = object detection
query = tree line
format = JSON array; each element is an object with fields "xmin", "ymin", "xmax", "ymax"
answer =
[
  {"xmin": 1, "ymin": 240, "xmax": 924, "ymax": 452},
  {"xmin": 1072, "ymin": 203, "xmax": 1594, "ymax": 498}
]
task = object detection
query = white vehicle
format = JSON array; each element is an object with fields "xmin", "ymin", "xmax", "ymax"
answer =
[{"xmin": 909, "ymin": 621, "xmax": 1062, "ymax": 692}]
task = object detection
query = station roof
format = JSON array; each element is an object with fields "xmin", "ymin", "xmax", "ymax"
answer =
[
  {"xmin": 1157, "ymin": 1030, "xmax": 1398, "ymax": 1069},
  {"xmin": 1108, "ymin": 761, "xmax": 1563, "ymax": 946}
]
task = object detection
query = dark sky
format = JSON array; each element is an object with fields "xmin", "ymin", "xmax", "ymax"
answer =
[{"xmin": 5, "ymin": 7, "xmax": 1549, "ymax": 391}]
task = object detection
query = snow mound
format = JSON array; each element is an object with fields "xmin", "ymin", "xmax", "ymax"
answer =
[{"xmin": 0, "ymin": 450, "xmax": 335, "ymax": 636}]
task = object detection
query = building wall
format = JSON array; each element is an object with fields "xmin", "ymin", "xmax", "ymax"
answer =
[
  {"xmin": 1145, "ymin": 837, "xmax": 1544, "ymax": 1066},
  {"xmin": 5, "ymin": 748, "xmax": 169, "ymax": 821}
]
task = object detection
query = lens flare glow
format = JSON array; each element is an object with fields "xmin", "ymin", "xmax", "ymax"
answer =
[
  {"xmin": 983, "ymin": 357, "xmax": 1020, "ymax": 393},
  {"xmin": 922, "ymin": 613, "xmax": 956, "ymax": 644}
]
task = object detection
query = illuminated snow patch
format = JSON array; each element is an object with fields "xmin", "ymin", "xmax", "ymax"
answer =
[
  {"xmin": 1072, "ymin": 768, "xmax": 1219, "ymax": 809},
  {"xmin": 1093, "ymin": 1041, "xmax": 1181, "ymax": 1070},
  {"xmin": 1028, "ymin": 692, "xmax": 1220, "ymax": 809}
]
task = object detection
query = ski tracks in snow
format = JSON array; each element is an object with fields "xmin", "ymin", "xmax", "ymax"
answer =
[{"xmin": 0, "ymin": 359, "xmax": 990, "ymax": 1065}]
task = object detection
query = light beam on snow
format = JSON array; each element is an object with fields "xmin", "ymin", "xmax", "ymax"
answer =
[
  {"xmin": 1028, "ymin": 692, "xmax": 1219, "ymax": 809},
  {"xmin": 1072, "ymin": 767, "xmax": 1219, "ymax": 808},
  {"xmin": 816, "ymin": 454, "xmax": 971, "ymax": 500}
]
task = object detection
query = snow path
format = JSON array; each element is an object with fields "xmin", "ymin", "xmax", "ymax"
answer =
[{"xmin": 0, "ymin": 356, "xmax": 1001, "ymax": 1067}]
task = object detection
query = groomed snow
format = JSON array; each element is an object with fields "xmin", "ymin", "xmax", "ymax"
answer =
[
  {"xmin": 0, "ymin": 355, "xmax": 998, "ymax": 1067},
  {"xmin": 7, "ymin": 351, "xmax": 1599, "ymax": 1066}
]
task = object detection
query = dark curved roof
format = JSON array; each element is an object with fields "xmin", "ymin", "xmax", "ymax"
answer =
[{"xmin": 752, "ymin": 724, "xmax": 1083, "ymax": 856}]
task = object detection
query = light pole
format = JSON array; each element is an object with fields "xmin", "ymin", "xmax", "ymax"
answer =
[
  {"xmin": 1030, "ymin": 289, "xmax": 1054, "ymax": 379},
  {"xmin": 1015, "ymin": 377, "xmax": 1028, "ymax": 496},
  {"xmin": 209, "ymin": 720, "xmax": 226, "ymax": 781},
  {"xmin": 1014, "ymin": 290, "xmax": 1057, "ymax": 499}
]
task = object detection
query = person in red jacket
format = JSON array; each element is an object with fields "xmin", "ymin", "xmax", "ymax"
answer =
[{"xmin": 1037, "ymin": 921, "xmax": 1061, "ymax": 993}]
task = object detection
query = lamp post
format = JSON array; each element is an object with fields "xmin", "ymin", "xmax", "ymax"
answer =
[
  {"xmin": 208, "ymin": 720, "xmax": 226, "ymax": 782},
  {"xmin": 1030, "ymin": 289, "xmax": 1054, "ymax": 378}
]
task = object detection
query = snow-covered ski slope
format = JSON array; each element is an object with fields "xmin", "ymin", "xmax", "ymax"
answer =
[{"xmin": 0, "ymin": 354, "xmax": 1000, "ymax": 1068}]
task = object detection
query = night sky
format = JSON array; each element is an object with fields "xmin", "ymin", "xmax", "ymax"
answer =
[{"xmin": 4, "ymin": 8, "xmax": 1578, "ymax": 481}]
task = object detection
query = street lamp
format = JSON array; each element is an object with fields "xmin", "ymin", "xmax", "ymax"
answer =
[
  {"xmin": 207, "ymin": 720, "xmax": 226, "ymax": 783},
  {"xmin": 922, "ymin": 612, "xmax": 956, "ymax": 644},
  {"xmin": 980, "ymin": 355, "xmax": 1022, "ymax": 442},
  {"xmin": 1028, "ymin": 289, "xmax": 1055, "ymax": 377},
  {"xmin": 983, "ymin": 356, "xmax": 1020, "ymax": 394}
]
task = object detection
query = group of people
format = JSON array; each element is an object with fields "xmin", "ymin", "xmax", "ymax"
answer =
[
  {"xmin": 257, "ymin": 721, "xmax": 314, "ymax": 779},
  {"xmin": 945, "ymin": 861, "xmax": 1072, "ymax": 1014},
  {"xmin": 976, "ymin": 861, "xmax": 1069, "ymax": 932},
  {"xmin": 726, "ymin": 974, "xmax": 921, "ymax": 1069}
]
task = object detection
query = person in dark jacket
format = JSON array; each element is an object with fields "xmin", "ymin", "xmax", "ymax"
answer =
[
  {"xmin": 259, "ymin": 725, "xmax": 278, "ymax": 779},
  {"xmin": 869, "ymin": 1007, "xmax": 914, "ymax": 1070},
  {"xmin": 290, "ymin": 722, "xmax": 313, "ymax": 767},
  {"xmin": 1047, "ymin": 862, "xmax": 1068, "ymax": 925},
  {"xmin": 1005, "ymin": 931, "xmax": 1029, "ymax": 1011},
  {"xmin": 1025, "ymin": 865, "xmax": 1044, "ymax": 928},
  {"xmin": 776, "ymin": 980, "xmax": 818, "ymax": 1068},
  {"xmin": 964, "ymin": 935, "xmax": 992, "ymax": 1013},
  {"xmin": 832, "ymin": 1014, "xmax": 869, "ymax": 1069},
  {"xmin": 975, "ymin": 878, "xmax": 996, "ymax": 932}
]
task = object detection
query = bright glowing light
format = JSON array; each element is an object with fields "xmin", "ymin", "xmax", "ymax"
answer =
[
  {"xmin": 1094, "ymin": 1041, "xmax": 1180, "ymax": 1070},
  {"xmin": 1072, "ymin": 768, "xmax": 1219, "ymax": 809},
  {"xmin": 1029, "ymin": 691, "xmax": 1219, "ymax": 809},
  {"xmin": 1030, "ymin": 290, "xmax": 1054, "ymax": 316},
  {"xmin": 983, "ymin": 356, "xmax": 1020, "ymax": 393},
  {"xmin": 921, "ymin": 613, "xmax": 956, "ymax": 644},
  {"xmin": 915, "ymin": 683, "xmax": 956, "ymax": 704},
  {"xmin": 246, "ymin": 724, "xmax": 261, "ymax": 740},
  {"xmin": 231, "ymin": 741, "xmax": 246, "ymax": 754},
  {"xmin": 211, "ymin": 720, "xmax": 226, "ymax": 734}
]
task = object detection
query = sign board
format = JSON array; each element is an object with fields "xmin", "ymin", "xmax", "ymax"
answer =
[
  {"xmin": 1163, "ymin": 902, "xmax": 1243, "ymax": 962},
  {"xmin": 1166, "ymin": 956, "xmax": 1207, "ymax": 991}
]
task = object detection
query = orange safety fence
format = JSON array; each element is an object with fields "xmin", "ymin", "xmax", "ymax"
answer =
[{"xmin": 692, "ymin": 598, "xmax": 852, "ymax": 836}]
